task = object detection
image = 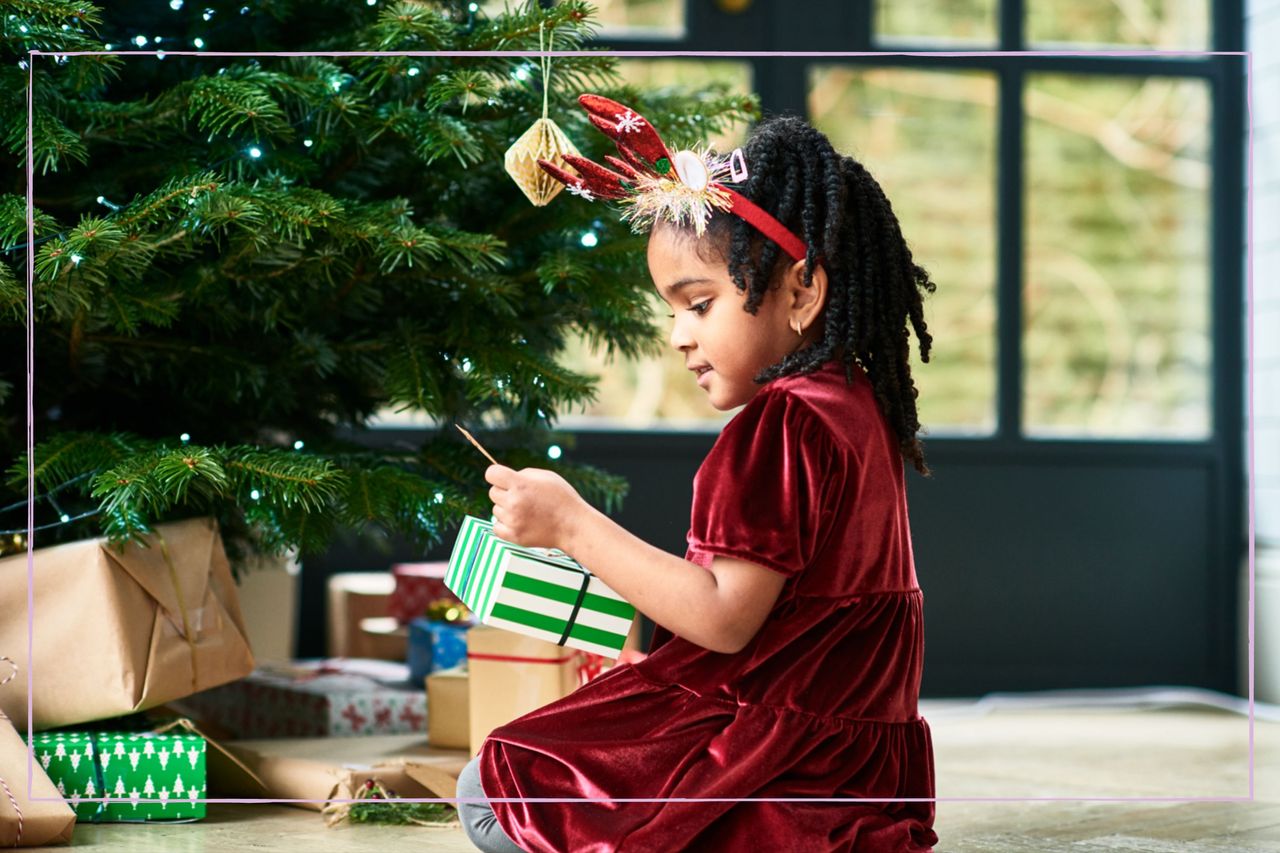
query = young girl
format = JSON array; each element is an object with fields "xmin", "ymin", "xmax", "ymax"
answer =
[{"xmin": 459, "ymin": 94, "xmax": 939, "ymax": 853}]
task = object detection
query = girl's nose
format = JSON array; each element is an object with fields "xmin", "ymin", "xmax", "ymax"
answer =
[{"xmin": 668, "ymin": 315, "xmax": 694, "ymax": 351}]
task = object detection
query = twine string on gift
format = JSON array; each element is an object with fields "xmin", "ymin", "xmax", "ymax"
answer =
[
  {"xmin": 154, "ymin": 531, "xmax": 200, "ymax": 693},
  {"xmin": 575, "ymin": 652, "xmax": 608, "ymax": 687},
  {"xmin": 0, "ymin": 656, "xmax": 21, "ymax": 847},
  {"xmin": 466, "ymin": 650, "xmax": 607, "ymax": 687},
  {"xmin": 150, "ymin": 718, "xmax": 269, "ymax": 796},
  {"xmin": 321, "ymin": 775, "xmax": 461, "ymax": 829},
  {"xmin": 466, "ymin": 651, "xmax": 576, "ymax": 665}
]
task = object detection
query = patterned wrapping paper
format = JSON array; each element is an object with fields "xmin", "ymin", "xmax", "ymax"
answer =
[
  {"xmin": 173, "ymin": 660, "xmax": 426, "ymax": 738},
  {"xmin": 30, "ymin": 731, "xmax": 206, "ymax": 823},
  {"xmin": 446, "ymin": 516, "xmax": 635, "ymax": 658}
]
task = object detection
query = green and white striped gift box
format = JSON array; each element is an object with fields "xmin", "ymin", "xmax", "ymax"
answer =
[{"xmin": 446, "ymin": 515, "xmax": 634, "ymax": 658}]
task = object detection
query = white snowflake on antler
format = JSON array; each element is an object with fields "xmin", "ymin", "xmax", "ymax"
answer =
[
  {"xmin": 615, "ymin": 110, "xmax": 645, "ymax": 134},
  {"xmin": 567, "ymin": 182, "xmax": 595, "ymax": 201}
]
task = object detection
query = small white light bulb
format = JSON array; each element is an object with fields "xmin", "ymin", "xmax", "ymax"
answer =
[
  {"xmin": 133, "ymin": 35, "xmax": 147, "ymax": 47},
  {"xmin": 193, "ymin": 37, "xmax": 204, "ymax": 48},
  {"xmin": 293, "ymin": 440, "xmax": 304, "ymax": 450},
  {"xmin": 170, "ymin": 0, "xmax": 184, "ymax": 8},
  {"xmin": 580, "ymin": 232, "xmax": 598, "ymax": 248},
  {"xmin": 248, "ymin": 146, "xmax": 262, "ymax": 158},
  {"xmin": 250, "ymin": 489, "xmax": 261, "ymax": 500},
  {"xmin": 303, "ymin": 139, "xmax": 313, "ymax": 147},
  {"xmin": 547, "ymin": 445, "xmax": 562, "ymax": 460},
  {"xmin": 180, "ymin": 433, "xmax": 190, "ymax": 442}
]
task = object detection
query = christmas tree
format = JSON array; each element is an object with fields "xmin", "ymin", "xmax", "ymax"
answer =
[{"xmin": 0, "ymin": 0, "xmax": 759, "ymax": 565}]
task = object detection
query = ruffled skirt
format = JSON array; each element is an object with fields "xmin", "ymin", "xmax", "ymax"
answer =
[{"xmin": 479, "ymin": 664, "xmax": 938, "ymax": 853}]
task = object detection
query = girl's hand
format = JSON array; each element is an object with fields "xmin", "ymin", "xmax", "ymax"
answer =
[{"xmin": 484, "ymin": 464, "xmax": 587, "ymax": 551}]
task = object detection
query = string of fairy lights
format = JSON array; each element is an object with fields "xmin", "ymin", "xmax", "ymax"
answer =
[
  {"xmin": 4, "ymin": 1, "xmax": 586, "ymax": 547},
  {"xmin": 3, "ymin": 0, "xmax": 532, "ymax": 258}
]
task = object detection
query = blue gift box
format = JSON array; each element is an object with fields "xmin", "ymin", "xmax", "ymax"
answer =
[{"xmin": 407, "ymin": 619, "xmax": 471, "ymax": 683}]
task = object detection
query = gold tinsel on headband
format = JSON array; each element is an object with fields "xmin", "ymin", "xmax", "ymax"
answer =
[{"xmin": 617, "ymin": 145, "xmax": 736, "ymax": 236}]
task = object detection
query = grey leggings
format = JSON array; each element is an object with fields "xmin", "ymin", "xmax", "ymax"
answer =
[{"xmin": 457, "ymin": 756, "xmax": 525, "ymax": 852}]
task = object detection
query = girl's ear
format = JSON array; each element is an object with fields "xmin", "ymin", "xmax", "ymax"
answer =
[{"xmin": 785, "ymin": 257, "xmax": 828, "ymax": 327}]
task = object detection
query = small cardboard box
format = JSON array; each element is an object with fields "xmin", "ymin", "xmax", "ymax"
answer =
[
  {"xmin": 466, "ymin": 626, "xmax": 583, "ymax": 756},
  {"xmin": 425, "ymin": 667, "xmax": 469, "ymax": 750}
]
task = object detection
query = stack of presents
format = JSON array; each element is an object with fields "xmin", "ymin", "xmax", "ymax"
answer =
[{"xmin": 0, "ymin": 514, "xmax": 634, "ymax": 846}]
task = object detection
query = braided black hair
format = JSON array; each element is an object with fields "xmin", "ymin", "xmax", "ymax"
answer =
[{"xmin": 652, "ymin": 114, "xmax": 937, "ymax": 475}]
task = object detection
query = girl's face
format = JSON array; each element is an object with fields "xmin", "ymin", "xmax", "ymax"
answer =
[{"xmin": 647, "ymin": 225, "xmax": 826, "ymax": 411}]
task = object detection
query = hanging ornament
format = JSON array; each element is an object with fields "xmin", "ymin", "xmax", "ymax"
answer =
[{"xmin": 503, "ymin": 22, "xmax": 582, "ymax": 207}]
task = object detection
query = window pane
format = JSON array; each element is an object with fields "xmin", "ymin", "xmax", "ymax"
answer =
[
  {"xmin": 1024, "ymin": 74, "xmax": 1211, "ymax": 438},
  {"xmin": 1027, "ymin": 0, "xmax": 1209, "ymax": 49},
  {"xmin": 874, "ymin": 0, "xmax": 998, "ymax": 46},
  {"xmin": 557, "ymin": 60, "xmax": 753, "ymax": 429},
  {"xmin": 809, "ymin": 65, "xmax": 998, "ymax": 435}
]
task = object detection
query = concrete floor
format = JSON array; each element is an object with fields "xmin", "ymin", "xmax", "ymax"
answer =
[{"xmin": 67, "ymin": 703, "xmax": 1278, "ymax": 852}]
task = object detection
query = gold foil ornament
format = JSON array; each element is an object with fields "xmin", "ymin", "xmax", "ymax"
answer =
[
  {"xmin": 504, "ymin": 117, "xmax": 582, "ymax": 207},
  {"xmin": 503, "ymin": 21, "xmax": 582, "ymax": 207}
]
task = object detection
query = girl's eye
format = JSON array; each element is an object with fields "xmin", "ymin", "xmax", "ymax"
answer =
[{"xmin": 665, "ymin": 300, "xmax": 712, "ymax": 319}]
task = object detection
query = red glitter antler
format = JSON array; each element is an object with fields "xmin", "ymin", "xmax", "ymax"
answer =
[
  {"xmin": 577, "ymin": 94, "xmax": 673, "ymax": 175},
  {"xmin": 536, "ymin": 95, "xmax": 675, "ymax": 200}
]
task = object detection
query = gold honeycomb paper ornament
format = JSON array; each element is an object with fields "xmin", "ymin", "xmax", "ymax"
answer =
[{"xmin": 504, "ymin": 116, "xmax": 582, "ymax": 207}]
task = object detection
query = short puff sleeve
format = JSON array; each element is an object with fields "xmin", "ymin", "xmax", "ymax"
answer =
[{"xmin": 687, "ymin": 388, "xmax": 840, "ymax": 578}]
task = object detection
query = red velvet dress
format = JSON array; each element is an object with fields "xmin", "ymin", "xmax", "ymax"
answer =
[{"xmin": 479, "ymin": 359, "xmax": 938, "ymax": 852}]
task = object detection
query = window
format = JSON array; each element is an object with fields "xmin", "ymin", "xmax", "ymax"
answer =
[
  {"xmin": 809, "ymin": 65, "xmax": 999, "ymax": 434},
  {"xmin": 1023, "ymin": 73, "xmax": 1211, "ymax": 437}
]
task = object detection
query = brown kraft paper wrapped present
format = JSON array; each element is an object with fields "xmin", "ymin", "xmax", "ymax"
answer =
[
  {"xmin": 0, "ymin": 517, "xmax": 256, "ymax": 732},
  {"xmin": 0, "ymin": 657, "xmax": 75, "ymax": 846},
  {"xmin": 206, "ymin": 734, "xmax": 469, "ymax": 813}
]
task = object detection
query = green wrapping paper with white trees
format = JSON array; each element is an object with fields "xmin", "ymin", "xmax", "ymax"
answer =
[
  {"xmin": 446, "ymin": 516, "xmax": 634, "ymax": 658},
  {"xmin": 31, "ymin": 731, "xmax": 206, "ymax": 822}
]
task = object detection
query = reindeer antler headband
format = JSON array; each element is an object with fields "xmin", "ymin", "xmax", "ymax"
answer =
[{"xmin": 536, "ymin": 94, "xmax": 816, "ymax": 264}]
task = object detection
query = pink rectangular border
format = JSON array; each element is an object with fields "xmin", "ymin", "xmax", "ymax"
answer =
[{"xmin": 22, "ymin": 46, "xmax": 1255, "ymax": 807}]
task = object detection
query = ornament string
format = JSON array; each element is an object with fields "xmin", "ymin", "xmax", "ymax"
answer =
[
  {"xmin": 149, "ymin": 717, "xmax": 269, "ymax": 796},
  {"xmin": 539, "ymin": 22, "xmax": 553, "ymax": 122}
]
